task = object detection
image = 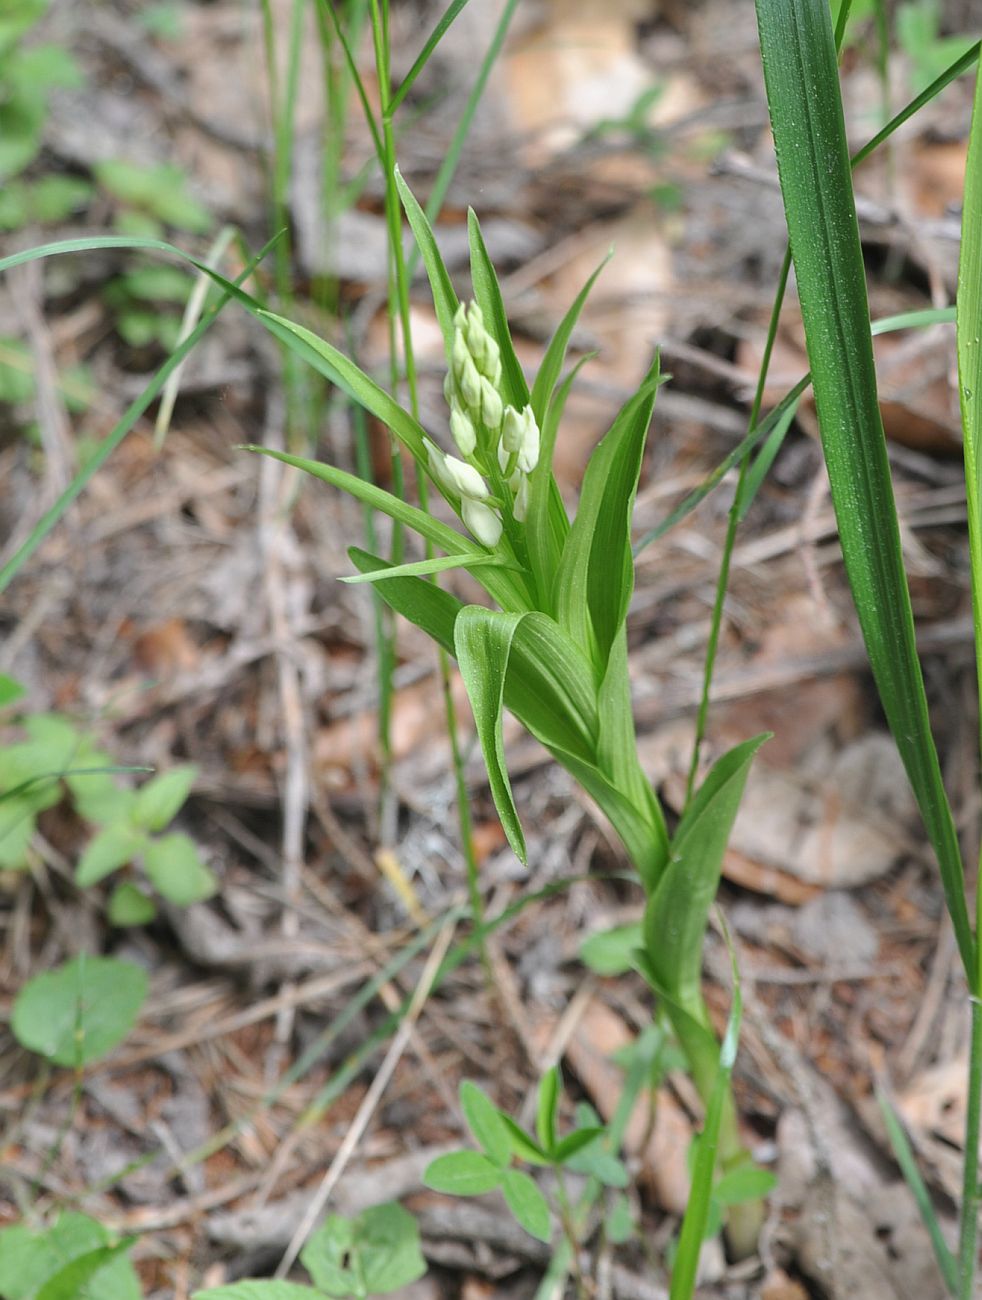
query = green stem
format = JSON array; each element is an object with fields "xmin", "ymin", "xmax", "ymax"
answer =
[{"xmin": 959, "ymin": 997, "xmax": 982, "ymax": 1296}]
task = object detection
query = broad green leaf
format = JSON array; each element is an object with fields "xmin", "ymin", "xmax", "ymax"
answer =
[
  {"xmin": 75, "ymin": 823, "xmax": 148, "ymax": 887},
  {"xmin": 193, "ymin": 1285, "xmax": 322, "ymax": 1300},
  {"xmin": 565, "ymin": 1139, "xmax": 628, "ymax": 1188},
  {"xmin": 454, "ymin": 607, "xmax": 527, "ymax": 862},
  {"xmin": 645, "ymin": 736, "xmax": 767, "ymax": 1011},
  {"xmin": 0, "ymin": 1214, "xmax": 119, "ymax": 1300},
  {"xmin": 579, "ymin": 922, "xmax": 644, "ymax": 976},
  {"xmin": 551, "ymin": 1127, "xmax": 606, "ymax": 1165},
  {"xmin": 529, "ymin": 253, "xmax": 609, "ymax": 427},
  {"xmin": 500, "ymin": 1115, "xmax": 550, "ymax": 1166},
  {"xmin": 460, "ymin": 1081, "xmax": 512, "ymax": 1167},
  {"xmin": 536, "ymin": 1067, "xmax": 560, "ymax": 1155},
  {"xmin": 605, "ymin": 1194, "xmax": 635, "ymax": 1245},
  {"xmin": 555, "ymin": 358, "xmax": 661, "ymax": 673},
  {"xmin": 131, "ymin": 763, "xmax": 197, "ymax": 831},
  {"xmin": 0, "ymin": 674, "xmax": 25, "ymax": 707},
  {"xmin": 68, "ymin": 771, "xmax": 134, "ymax": 826},
  {"xmin": 12, "ymin": 956, "xmax": 148, "ymax": 1066},
  {"xmin": 424, "ymin": 1150, "xmax": 503, "ymax": 1195},
  {"xmin": 144, "ymin": 832, "xmax": 217, "ymax": 905},
  {"xmin": 351, "ymin": 1203, "xmax": 426, "ymax": 1295},
  {"xmin": 755, "ymin": 0, "xmax": 975, "ymax": 981},
  {"xmin": 107, "ymin": 882, "xmax": 157, "ymax": 928},
  {"xmin": 340, "ymin": 553, "xmax": 511, "ymax": 584},
  {"xmin": 713, "ymin": 1165, "xmax": 777, "ymax": 1206},
  {"xmin": 298, "ymin": 1214, "xmax": 355, "ymax": 1298},
  {"xmin": 254, "ymin": 313, "xmax": 429, "ymax": 466},
  {"xmin": 395, "ymin": 168, "xmax": 459, "ymax": 349},
  {"xmin": 501, "ymin": 1169, "xmax": 551, "ymax": 1242},
  {"xmin": 36, "ymin": 1243, "xmax": 132, "ymax": 1300},
  {"xmin": 467, "ymin": 210, "xmax": 529, "ymax": 411},
  {"xmin": 348, "ymin": 548, "xmax": 461, "ymax": 653}
]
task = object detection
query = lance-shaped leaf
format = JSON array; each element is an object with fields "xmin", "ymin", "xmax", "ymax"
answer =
[
  {"xmin": 526, "ymin": 359, "xmax": 585, "ymax": 616},
  {"xmin": 555, "ymin": 356, "xmax": 662, "ymax": 675},
  {"xmin": 643, "ymin": 735, "xmax": 767, "ymax": 1014},
  {"xmin": 349, "ymin": 548, "xmax": 461, "ymax": 652},
  {"xmin": 468, "ymin": 210, "xmax": 530, "ymax": 411},
  {"xmin": 754, "ymin": 0, "xmax": 974, "ymax": 979},
  {"xmin": 395, "ymin": 168, "xmax": 460, "ymax": 350},
  {"xmin": 529, "ymin": 253, "xmax": 609, "ymax": 428},
  {"xmin": 454, "ymin": 606, "xmax": 527, "ymax": 863}
]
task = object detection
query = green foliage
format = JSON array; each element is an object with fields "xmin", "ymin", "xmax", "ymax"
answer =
[
  {"xmin": 0, "ymin": 1213, "xmax": 140, "ymax": 1300},
  {"xmin": 11, "ymin": 955, "xmax": 148, "ymax": 1067},
  {"xmin": 897, "ymin": 0, "xmax": 975, "ymax": 92},
  {"xmin": 425, "ymin": 1072, "xmax": 625, "ymax": 1245},
  {"xmin": 95, "ymin": 160, "xmax": 211, "ymax": 236},
  {"xmin": 103, "ymin": 265, "xmax": 196, "ymax": 351},
  {"xmin": 0, "ymin": 686, "xmax": 214, "ymax": 913},
  {"xmin": 0, "ymin": 1, "xmax": 82, "ymax": 185},
  {"xmin": 193, "ymin": 1204, "xmax": 425, "ymax": 1300}
]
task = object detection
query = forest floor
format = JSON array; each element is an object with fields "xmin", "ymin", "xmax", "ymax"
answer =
[{"xmin": 0, "ymin": 1, "xmax": 978, "ymax": 1297}]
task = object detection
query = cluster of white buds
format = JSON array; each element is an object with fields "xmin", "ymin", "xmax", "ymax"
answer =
[{"xmin": 429, "ymin": 300, "xmax": 542, "ymax": 547}]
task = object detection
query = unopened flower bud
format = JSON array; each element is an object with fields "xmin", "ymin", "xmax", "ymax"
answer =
[
  {"xmin": 462, "ymin": 497, "xmax": 502, "ymax": 547},
  {"xmin": 425, "ymin": 438, "xmax": 454, "ymax": 492},
  {"xmin": 479, "ymin": 334, "xmax": 501, "ymax": 386},
  {"xmin": 480, "ymin": 376, "xmax": 503, "ymax": 434},
  {"xmin": 458, "ymin": 354, "xmax": 482, "ymax": 410},
  {"xmin": 501, "ymin": 406, "xmax": 523, "ymax": 454},
  {"xmin": 443, "ymin": 455, "xmax": 489, "ymax": 501},
  {"xmin": 444, "ymin": 372, "xmax": 457, "ymax": 407},
  {"xmin": 450, "ymin": 406, "xmax": 477, "ymax": 457},
  {"xmin": 516, "ymin": 405, "xmax": 540, "ymax": 473},
  {"xmin": 512, "ymin": 472, "xmax": 529, "ymax": 522}
]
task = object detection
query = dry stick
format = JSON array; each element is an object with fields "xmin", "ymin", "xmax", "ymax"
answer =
[
  {"xmin": 259, "ymin": 405, "xmax": 311, "ymax": 1066},
  {"xmin": 274, "ymin": 917, "xmax": 456, "ymax": 1278}
]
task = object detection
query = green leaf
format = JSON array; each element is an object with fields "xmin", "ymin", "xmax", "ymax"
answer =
[
  {"xmin": 500, "ymin": 1115, "xmax": 550, "ymax": 1166},
  {"xmin": 580, "ymin": 922, "xmax": 644, "ymax": 976},
  {"xmin": 253, "ymin": 314, "xmax": 429, "ymax": 466},
  {"xmin": 298, "ymin": 1213, "xmax": 356, "ymax": 1299},
  {"xmin": 500, "ymin": 1169, "xmax": 551, "ymax": 1242},
  {"xmin": 713, "ymin": 1165, "xmax": 777, "ymax": 1206},
  {"xmin": 144, "ymin": 832, "xmax": 217, "ymax": 905},
  {"xmin": 551, "ymin": 1127, "xmax": 606, "ymax": 1165},
  {"xmin": 0, "ymin": 1214, "xmax": 112, "ymax": 1300},
  {"xmin": 564, "ymin": 1139, "xmax": 629, "ymax": 1188},
  {"xmin": 107, "ymin": 882, "xmax": 157, "ymax": 928},
  {"xmin": 395, "ymin": 168, "xmax": 460, "ymax": 350},
  {"xmin": 340, "ymin": 553, "xmax": 511, "ymax": 585},
  {"xmin": 0, "ymin": 674, "xmax": 25, "ymax": 707},
  {"xmin": 605, "ymin": 1194, "xmax": 635, "ymax": 1245},
  {"xmin": 555, "ymin": 357, "xmax": 662, "ymax": 673},
  {"xmin": 454, "ymin": 607, "xmax": 527, "ymax": 863},
  {"xmin": 12, "ymin": 955, "xmax": 148, "ymax": 1067},
  {"xmin": 348, "ymin": 548, "xmax": 461, "ymax": 653},
  {"xmin": 529, "ymin": 253, "xmax": 609, "ymax": 428},
  {"xmin": 75, "ymin": 823, "xmax": 148, "ymax": 887},
  {"xmin": 754, "ymin": 0, "xmax": 975, "ymax": 982},
  {"xmin": 95, "ymin": 161, "xmax": 211, "ymax": 233},
  {"xmin": 525, "ymin": 359, "xmax": 582, "ymax": 613},
  {"xmin": 131, "ymin": 763, "xmax": 197, "ymax": 831},
  {"xmin": 424, "ymin": 1150, "xmax": 503, "ymax": 1196},
  {"xmin": 460, "ymin": 1081, "xmax": 513, "ymax": 1167},
  {"xmin": 467, "ymin": 210, "xmax": 529, "ymax": 411},
  {"xmin": 536, "ymin": 1067, "xmax": 560, "ymax": 1155},
  {"xmin": 645, "ymin": 735, "xmax": 767, "ymax": 1012},
  {"xmin": 349, "ymin": 1204, "xmax": 426, "ymax": 1295},
  {"xmin": 36, "ymin": 1243, "xmax": 132, "ymax": 1300},
  {"xmin": 67, "ymin": 769, "xmax": 134, "ymax": 826},
  {"xmin": 193, "ymin": 1285, "xmax": 323, "ymax": 1300},
  {"xmin": 877, "ymin": 1087, "xmax": 958, "ymax": 1295}
]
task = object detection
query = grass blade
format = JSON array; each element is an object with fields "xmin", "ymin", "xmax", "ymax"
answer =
[
  {"xmin": 877, "ymin": 1088, "xmax": 958, "ymax": 1295},
  {"xmin": 389, "ymin": 0, "xmax": 473, "ymax": 114},
  {"xmin": 753, "ymin": 0, "xmax": 978, "ymax": 980},
  {"xmin": 467, "ymin": 209, "xmax": 530, "ymax": 411}
]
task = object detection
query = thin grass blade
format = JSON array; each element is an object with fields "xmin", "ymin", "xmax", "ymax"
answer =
[{"xmin": 467, "ymin": 209, "xmax": 530, "ymax": 411}]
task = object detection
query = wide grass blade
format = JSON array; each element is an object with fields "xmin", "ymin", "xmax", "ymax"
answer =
[{"xmin": 754, "ymin": 0, "xmax": 974, "ymax": 979}]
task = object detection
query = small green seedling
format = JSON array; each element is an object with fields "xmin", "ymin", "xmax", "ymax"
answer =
[
  {"xmin": 11, "ymin": 953, "xmax": 148, "ymax": 1068},
  {"xmin": 424, "ymin": 1071, "xmax": 624, "ymax": 1245},
  {"xmin": 193, "ymin": 1203, "xmax": 426, "ymax": 1300},
  {"xmin": 94, "ymin": 160, "xmax": 211, "ymax": 238},
  {"xmin": 0, "ymin": 1211, "xmax": 141, "ymax": 1300},
  {"xmin": 103, "ymin": 264, "xmax": 198, "ymax": 352},
  {"xmin": 0, "ymin": 684, "xmax": 217, "ymax": 919}
]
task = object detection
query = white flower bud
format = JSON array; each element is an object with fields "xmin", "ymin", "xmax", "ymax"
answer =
[
  {"xmin": 444, "ymin": 372, "xmax": 457, "ymax": 407},
  {"xmin": 458, "ymin": 354, "xmax": 482, "ymax": 410},
  {"xmin": 454, "ymin": 303, "xmax": 467, "ymax": 331},
  {"xmin": 443, "ymin": 455, "xmax": 489, "ymax": 501},
  {"xmin": 498, "ymin": 439, "xmax": 510, "ymax": 472},
  {"xmin": 517, "ymin": 405, "xmax": 540, "ymax": 473},
  {"xmin": 479, "ymin": 334, "xmax": 501, "ymax": 386},
  {"xmin": 452, "ymin": 329, "xmax": 471, "ymax": 383},
  {"xmin": 501, "ymin": 405, "xmax": 523, "ymax": 454},
  {"xmin": 480, "ymin": 376, "xmax": 503, "ymax": 434},
  {"xmin": 462, "ymin": 497, "xmax": 502, "ymax": 547},
  {"xmin": 449, "ymin": 406, "xmax": 477, "ymax": 457},
  {"xmin": 512, "ymin": 472, "xmax": 529, "ymax": 522},
  {"xmin": 425, "ymin": 438, "xmax": 455, "ymax": 494}
]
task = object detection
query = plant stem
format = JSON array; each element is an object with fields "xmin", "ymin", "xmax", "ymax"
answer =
[
  {"xmin": 554, "ymin": 1168, "xmax": 589, "ymax": 1300},
  {"xmin": 959, "ymin": 995, "xmax": 982, "ymax": 1295}
]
